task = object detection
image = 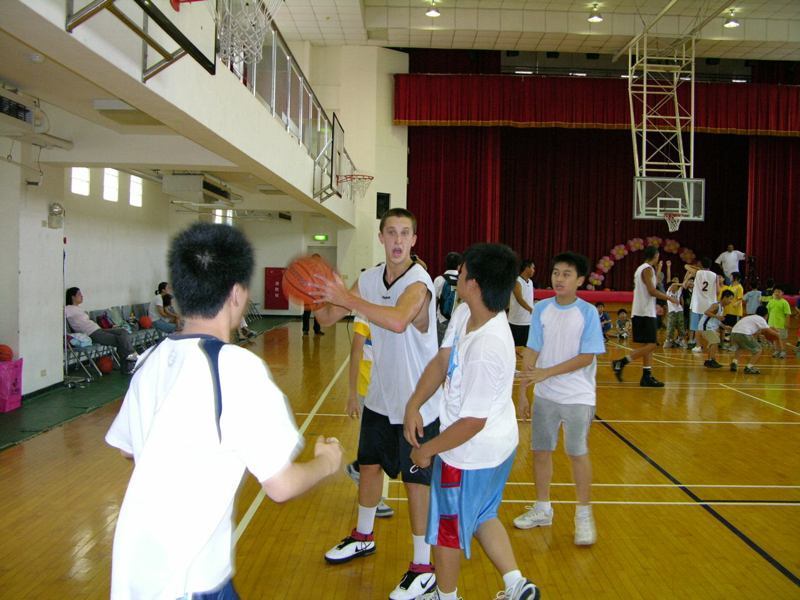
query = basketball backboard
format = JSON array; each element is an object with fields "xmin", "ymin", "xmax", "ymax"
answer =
[{"xmin": 633, "ymin": 177, "xmax": 705, "ymax": 221}]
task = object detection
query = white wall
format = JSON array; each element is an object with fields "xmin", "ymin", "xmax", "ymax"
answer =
[{"xmin": 0, "ymin": 148, "xmax": 23, "ymax": 361}]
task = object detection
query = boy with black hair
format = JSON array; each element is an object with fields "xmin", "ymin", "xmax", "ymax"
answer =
[
  {"xmin": 615, "ymin": 308, "xmax": 631, "ymax": 340},
  {"xmin": 508, "ymin": 259, "xmax": 536, "ymax": 348},
  {"xmin": 106, "ymin": 223, "xmax": 342, "ymax": 600},
  {"xmin": 434, "ymin": 252, "xmax": 462, "ymax": 345},
  {"xmin": 313, "ymin": 207, "xmax": 442, "ymax": 599},
  {"xmin": 730, "ymin": 305, "xmax": 777, "ymax": 374},
  {"xmin": 612, "ymin": 245, "xmax": 679, "ymax": 387},
  {"xmin": 404, "ymin": 243, "xmax": 540, "ymax": 600},
  {"xmin": 700, "ymin": 289, "xmax": 735, "ymax": 368},
  {"xmin": 689, "ymin": 257, "xmax": 720, "ymax": 333},
  {"xmin": 596, "ymin": 302, "xmax": 611, "ymax": 341},
  {"xmin": 514, "ymin": 252, "xmax": 605, "ymax": 547}
]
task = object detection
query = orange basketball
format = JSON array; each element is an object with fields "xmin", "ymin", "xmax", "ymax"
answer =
[
  {"xmin": 139, "ymin": 316, "xmax": 153, "ymax": 329},
  {"xmin": 97, "ymin": 356, "xmax": 114, "ymax": 374},
  {"xmin": 762, "ymin": 328, "xmax": 780, "ymax": 342},
  {"xmin": 282, "ymin": 255, "xmax": 335, "ymax": 307},
  {"xmin": 0, "ymin": 344, "xmax": 12, "ymax": 361}
]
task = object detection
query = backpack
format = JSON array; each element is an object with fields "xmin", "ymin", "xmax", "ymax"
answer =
[{"xmin": 438, "ymin": 273, "xmax": 458, "ymax": 320}]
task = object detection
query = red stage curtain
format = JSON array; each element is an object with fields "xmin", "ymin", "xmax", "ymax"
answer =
[
  {"xmin": 407, "ymin": 128, "xmax": 501, "ymax": 277},
  {"xmin": 498, "ymin": 129, "xmax": 748, "ymax": 290},
  {"xmin": 394, "ymin": 74, "xmax": 800, "ymax": 136},
  {"xmin": 747, "ymin": 137, "xmax": 800, "ymax": 288}
]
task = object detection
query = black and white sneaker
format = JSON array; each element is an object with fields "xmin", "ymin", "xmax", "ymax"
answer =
[
  {"xmin": 640, "ymin": 374, "xmax": 665, "ymax": 387},
  {"xmin": 388, "ymin": 563, "xmax": 436, "ymax": 599},
  {"xmin": 324, "ymin": 529, "xmax": 375, "ymax": 564},
  {"xmin": 612, "ymin": 359, "xmax": 627, "ymax": 382}
]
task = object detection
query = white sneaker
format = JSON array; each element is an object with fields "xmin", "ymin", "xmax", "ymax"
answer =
[
  {"xmin": 663, "ymin": 341, "xmax": 673, "ymax": 349},
  {"xmin": 574, "ymin": 511, "xmax": 597, "ymax": 546},
  {"xmin": 495, "ymin": 578, "xmax": 541, "ymax": 600},
  {"xmin": 376, "ymin": 499, "xmax": 394, "ymax": 518},
  {"xmin": 420, "ymin": 590, "xmax": 463, "ymax": 600},
  {"xmin": 323, "ymin": 529, "xmax": 375, "ymax": 564},
  {"xmin": 513, "ymin": 505, "xmax": 553, "ymax": 530},
  {"xmin": 692, "ymin": 346, "xmax": 703, "ymax": 353},
  {"xmin": 345, "ymin": 461, "xmax": 360, "ymax": 484},
  {"xmin": 388, "ymin": 563, "xmax": 436, "ymax": 599}
]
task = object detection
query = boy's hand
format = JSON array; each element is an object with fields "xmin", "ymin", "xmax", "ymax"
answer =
[
  {"xmin": 516, "ymin": 367, "xmax": 550, "ymax": 385},
  {"xmin": 410, "ymin": 445, "xmax": 432, "ymax": 469},
  {"xmin": 346, "ymin": 395, "xmax": 361, "ymax": 420},
  {"xmin": 315, "ymin": 436, "xmax": 344, "ymax": 476},
  {"xmin": 309, "ymin": 272, "xmax": 351, "ymax": 309},
  {"xmin": 516, "ymin": 387, "xmax": 531, "ymax": 420},
  {"xmin": 403, "ymin": 406, "xmax": 425, "ymax": 448}
]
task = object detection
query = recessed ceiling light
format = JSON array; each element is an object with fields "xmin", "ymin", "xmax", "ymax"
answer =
[{"xmin": 587, "ymin": 3, "xmax": 603, "ymax": 23}]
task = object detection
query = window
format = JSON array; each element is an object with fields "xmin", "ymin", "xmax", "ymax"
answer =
[
  {"xmin": 213, "ymin": 209, "xmax": 233, "ymax": 225},
  {"xmin": 103, "ymin": 168, "xmax": 119, "ymax": 202},
  {"xmin": 70, "ymin": 167, "xmax": 90, "ymax": 196},
  {"xmin": 129, "ymin": 175, "xmax": 143, "ymax": 207}
]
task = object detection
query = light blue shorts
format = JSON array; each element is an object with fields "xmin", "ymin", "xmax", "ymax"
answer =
[
  {"xmin": 690, "ymin": 311, "xmax": 703, "ymax": 331},
  {"xmin": 425, "ymin": 451, "xmax": 515, "ymax": 559}
]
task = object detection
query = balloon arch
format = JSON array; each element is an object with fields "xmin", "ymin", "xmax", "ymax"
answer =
[{"xmin": 587, "ymin": 237, "xmax": 696, "ymax": 290}]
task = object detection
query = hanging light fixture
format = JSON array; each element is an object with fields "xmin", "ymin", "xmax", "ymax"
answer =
[
  {"xmin": 426, "ymin": 0, "xmax": 440, "ymax": 18},
  {"xmin": 587, "ymin": 2, "xmax": 603, "ymax": 23},
  {"xmin": 723, "ymin": 8, "xmax": 740, "ymax": 28}
]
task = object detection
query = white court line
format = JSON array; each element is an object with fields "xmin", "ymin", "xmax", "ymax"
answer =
[
  {"xmin": 387, "ymin": 481, "xmax": 800, "ymax": 489},
  {"xmin": 233, "ymin": 357, "xmax": 350, "ymax": 543},
  {"xmin": 598, "ymin": 419, "xmax": 800, "ymax": 425},
  {"xmin": 383, "ymin": 497, "xmax": 800, "ymax": 507},
  {"xmin": 719, "ymin": 383, "xmax": 800, "ymax": 417}
]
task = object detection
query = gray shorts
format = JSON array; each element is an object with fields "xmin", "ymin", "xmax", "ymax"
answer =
[
  {"xmin": 731, "ymin": 332, "xmax": 760, "ymax": 353},
  {"xmin": 532, "ymin": 396, "xmax": 594, "ymax": 456}
]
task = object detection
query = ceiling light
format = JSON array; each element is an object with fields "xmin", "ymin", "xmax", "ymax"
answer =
[
  {"xmin": 587, "ymin": 3, "xmax": 603, "ymax": 23},
  {"xmin": 515, "ymin": 69, "xmax": 534, "ymax": 75},
  {"xmin": 723, "ymin": 9, "xmax": 739, "ymax": 28},
  {"xmin": 425, "ymin": 1, "xmax": 440, "ymax": 18}
]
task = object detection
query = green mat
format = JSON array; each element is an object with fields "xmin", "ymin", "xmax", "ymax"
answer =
[{"xmin": 0, "ymin": 317, "xmax": 290, "ymax": 452}]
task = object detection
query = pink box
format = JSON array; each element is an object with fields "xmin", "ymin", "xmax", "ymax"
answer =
[{"xmin": 0, "ymin": 358, "xmax": 23, "ymax": 413}]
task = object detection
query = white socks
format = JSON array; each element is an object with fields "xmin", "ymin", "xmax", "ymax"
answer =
[
  {"xmin": 356, "ymin": 504, "xmax": 377, "ymax": 535},
  {"xmin": 502, "ymin": 569, "xmax": 523, "ymax": 590},
  {"xmin": 437, "ymin": 589, "xmax": 458, "ymax": 600},
  {"xmin": 576, "ymin": 504, "xmax": 592, "ymax": 518},
  {"xmin": 412, "ymin": 534, "xmax": 431, "ymax": 565},
  {"xmin": 534, "ymin": 500, "xmax": 552, "ymax": 513}
]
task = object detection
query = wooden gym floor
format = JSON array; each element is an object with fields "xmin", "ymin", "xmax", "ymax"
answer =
[{"xmin": 0, "ymin": 320, "xmax": 798, "ymax": 599}]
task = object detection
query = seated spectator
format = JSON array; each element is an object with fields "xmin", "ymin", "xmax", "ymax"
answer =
[
  {"xmin": 596, "ymin": 302, "xmax": 611, "ymax": 340},
  {"xmin": 616, "ymin": 308, "xmax": 632, "ymax": 340},
  {"xmin": 65, "ymin": 287, "xmax": 137, "ymax": 372},
  {"xmin": 149, "ymin": 282, "xmax": 180, "ymax": 334},
  {"xmin": 238, "ymin": 317, "xmax": 257, "ymax": 342},
  {"xmin": 162, "ymin": 293, "xmax": 184, "ymax": 332}
]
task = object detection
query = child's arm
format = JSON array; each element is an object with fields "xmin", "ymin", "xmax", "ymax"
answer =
[
  {"xmin": 517, "ymin": 354, "xmax": 595, "ymax": 386},
  {"xmin": 515, "ymin": 347, "xmax": 539, "ymax": 419},
  {"xmin": 403, "ymin": 346, "xmax": 452, "ymax": 447},
  {"xmin": 512, "ymin": 280, "xmax": 533, "ymax": 313},
  {"xmin": 704, "ymin": 303, "xmax": 720, "ymax": 318},
  {"xmin": 410, "ymin": 417, "xmax": 487, "ymax": 469},
  {"xmin": 347, "ymin": 332, "xmax": 366, "ymax": 419}
]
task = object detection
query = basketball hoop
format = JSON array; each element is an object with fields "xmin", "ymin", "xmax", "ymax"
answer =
[
  {"xmin": 217, "ymin": 0, "xmax": 281, "ymax": 64},
  {"xmin": 337, "ymin": 173, "xmax": 374, "ymax": 201},
  {"xmin": 664, "ymin": 212, "xmax": 683, "ymax": 232}
]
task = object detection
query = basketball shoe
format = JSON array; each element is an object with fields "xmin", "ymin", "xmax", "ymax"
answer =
[
  {"xmin": 513, "ymin": 505, "xmax": 553, "ymax": 529},
  {"xmin": 323, "ymin": 529, "xmax": 375, "ymax": 564},
  {"xmin": 495, "ymin": 578, "xmax": 541, "ymax": 600},
  {"xmin": 389, "ymin": 562, "xmax": 436, "ymax": 599}
]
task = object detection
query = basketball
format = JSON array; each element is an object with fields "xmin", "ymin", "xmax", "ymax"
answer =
[
  {"xmin": 762, "ymin": 328, "xmax": 780, "ymax": 342},
  {"xmin": 97, "ymin": 356, "xmax": 114, "ymax": 374},
  {"xmin": 0, "ymin": 344, "xmax": 12, "ymax": 361},
  {"xmin": 139, "ymin": 316, "xmax": 153, "ymax": 329},
  {"xmin": 282, "ymin": 255, "xmax": 335, "ymax": 307}
]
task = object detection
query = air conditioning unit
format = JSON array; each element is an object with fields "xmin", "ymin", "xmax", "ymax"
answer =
[
  {"xmin": 0, "ymin": 88, "xmax": 35, "ymax": 139},
  {"xmin": 162, "ymin": 173, "xmax": 241, "ymax": 206}
]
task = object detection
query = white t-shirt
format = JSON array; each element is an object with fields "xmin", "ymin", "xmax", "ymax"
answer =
[
  {"xmin": 148, "ymin": 293, "xmax": 165, "ymax": 322},
  {"xmin": 438, "ymin": 304, "xmax": 518, "ymax": 470},
  {"xmin": 632, "ymin": 263, "xmax": 657, "ymax": 318},
  {"xmin": 715, "ymin": 250, "xmax": 745, "ymax": 277},
  {"xmin": 699, "ymin": 304, "xmax": 724, "ymax": 332},
  {"xmin": 359, "ymin": 263, "xmax": 442, "ymax": 425},
  {"xmin": 433, "ymin": 270, "xmax": 459, "ymax": 323},
  {"xmin": 732, "ymin": 315, "xmax": 769, "ymax": 336},
  {"xmin": 106, "ymin": 336, "xmax": 302, "ymax": 600},
  {"xmin": 666, "ymin": 287, "xmax": 683, "ymax": 313},
  {"xmin": 508, "ymin": 276, "xmax": 534, "ymax": 326},
  {"xmin": 690, "ymin": 269, "xmax": 718, "ymax": 315},
  {"xmin": 527, "ymin": 297, "xmax": 606, "ymax": 406},
  {"xmin": 65, "ymin": 304, "xmax": 100, "ymax": 335}
]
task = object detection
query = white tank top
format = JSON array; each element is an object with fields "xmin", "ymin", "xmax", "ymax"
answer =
[
  {"xmin": 508, "ymin": 276, "xmax": 534, "ymax": 325},
  {"xmin": 690, "ymin": 269, "xmax": 718, "ymax": 315},
  {"xmin": 358, "ymin": 263, "xmax": 442, "ymax": 425},
  {"xmin": 632, "ymin": 263, "xmax": 656, "ymax": 318}
]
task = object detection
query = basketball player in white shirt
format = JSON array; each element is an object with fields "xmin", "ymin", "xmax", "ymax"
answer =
[
  {"xmin": 312, "ymin": 208, "xmax": 442, "ymax": 600},
  {"xmin": 612, "ymin": 246, "xmax": 679, "ymax": 387},
  {"xmin": 715, "ymin": 244, "xmax": 746, "ymax": 280},
  {"xmin": 689, "ymin": 257, "xmax": 723, "ymax": 338}
]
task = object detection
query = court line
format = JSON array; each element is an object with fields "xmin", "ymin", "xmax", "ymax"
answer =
[
  {"xmin": 233, "ymin": 357, "xmax": 350, "ymax": 544},
  {"xmin": 719, "ymin": 383, "xmax": 800, "ymax": 417},
  {"xmin": 388, "ymin": 481, "xmax": 800, "ymax": 489},
  {"xmin": 595, "ymin": 413, "xmax": 800, "ymax": 587},
  {"xmin": 382, "ymin": 497, "xmax": 800, "ymax": 507}
]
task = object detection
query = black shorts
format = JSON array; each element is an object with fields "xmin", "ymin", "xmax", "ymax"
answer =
[
  {"xmin": 632, "ymin": 316, "xmax": 658, "ymax": 344},
  {"xmin": 357, "ymin": 406, "xmax": 439, "ymax": 485},
  {"xmin": 723, "ymin": 315, "xmax": 739, "ymax": 328},
  {"xmin": 509, "ymin": 324, "xmax": 530, "ymax": 347}
]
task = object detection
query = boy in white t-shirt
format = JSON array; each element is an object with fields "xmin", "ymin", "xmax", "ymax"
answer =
[
  {"xmin": 730, "ymin": 306, "xmax": 777, "ymax": 374},
  {"xmin": 515, "ymin": 252, "xmax": 606, "ymax": 546},
  {"xmin": 403, "ymin": 243, "xmax": 539, "ymax": 600},
  {"xmin": 105, "ymin": 223, "xmax": 342, "ymax": 600}
]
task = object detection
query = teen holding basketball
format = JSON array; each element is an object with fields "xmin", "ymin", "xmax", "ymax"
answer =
[{"xmin": 312, "ymin": 208, "xmax": 442, "ymax": 599}]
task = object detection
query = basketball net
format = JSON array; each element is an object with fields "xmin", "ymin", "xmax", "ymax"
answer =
[
  {"xmin": 216, "ymin": 0, "xmax": 281, "ymax": 64},
  {"xmin": 664, "ymin": 212, "xmax": 682, "ymax": 233},
  {"xmin": 337, "ymin": 174, "xmax": 374, "ymax": 201}
]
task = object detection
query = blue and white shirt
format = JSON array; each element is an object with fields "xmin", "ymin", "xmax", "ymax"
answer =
[{"xmin": 526, "ymin": 297, "xmax": 605, "ymax": 406}]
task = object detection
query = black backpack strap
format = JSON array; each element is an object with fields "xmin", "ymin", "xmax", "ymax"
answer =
[{"xmin": 199, "ymin": 338, "xmax": 226, "ymax": 442}]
